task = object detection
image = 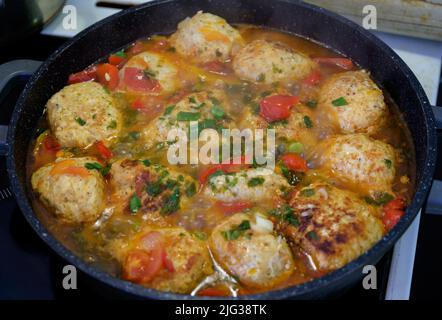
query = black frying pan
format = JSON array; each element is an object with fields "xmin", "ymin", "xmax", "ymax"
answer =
[{"xmin": 0, "ymin": 0, "xmax": 441, "ymax": 299}]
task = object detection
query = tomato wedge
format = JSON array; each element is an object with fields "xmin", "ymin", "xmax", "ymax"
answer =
[
  {"xmin": 96, "ymin": 63, "xmax": 119, "ymax": 90},
  {"xmin": 123, "ymin": 248, "xmax": 163, "ymax": 283},
  {"xmin": 280, "ymin": 153, "xmax": 308, "ymax": 172},
  {"xmin": 96, "ymin": 141, "xmax": 113, "ymax": 161},
  {"xmin": 124, "ymin": 67, "xmax": 162, "ymax": 92},
  {"xmin": 259, "ymin": 95, "xmax": 299, "ymax": 123},
  {"xmin": 216, "ymin": 201, "xmax": 253, "ymax": 214},
  {"xmin": 68, "ymin": 66, "xmax": 97, "ymax": 84},
  {"xmin": 314, "ymin": 57, "xmax": 354, "ymax": 70},
  {"xmin": 108, "ymin": 54, "xmax": 126, "ymax": 66},
  {"xmin": 303, "ymin": 69, "xmax": 321, "ymax": 86},
  {"xmin": 383, "ymin": 197, "xmax": 406, "ymax": 231}
]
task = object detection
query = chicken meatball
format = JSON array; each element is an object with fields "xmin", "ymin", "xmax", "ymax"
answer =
[
  {"xmin": 109, "ymin": 159, "xmax": 197, "ymax": 217},
  {"xmin": 170, "ymin": 12, "xmax": 243, "ymax": 63},
  {"xmin": 204, "ymin": 167, "xmax": 289, "ymax": 202},
  {"xmin": 210, "ymin": 212, "xmax": 294, "ymax": 288},
  {"xmin": 311, "ymin": 134, "xmax": 396, "ymax": 198},
  {"xmin": 46, "ymin": 82, "xmax": 121, "ymax": 148},
  {"xmin": 119, "ymin": 227, "xmax": 213, "ymax": 293},
  {"xmin": 142, "ymin": 90, "xmax": 232, "ymax": 150},
  {"xmin": 31, "ymin": 157, "xmax": 106, "ymax": 223},
  {"xmin": 318, "ymin": 70, "xmax": 387, "ymax": 134},
  {"xmin": 121, "ymin": 51, "xmax": 179, "ymax": 94},
  {"xmin": 285, "ymin": 182, "xmax": 384, "ymax": 270},
  {"xmin": 233, "ymin": 40, "xmax": 316, "ymax": 84}
]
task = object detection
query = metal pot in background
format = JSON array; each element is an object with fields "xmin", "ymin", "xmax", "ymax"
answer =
[{"xmin": 0, "ymin": 0, "xmax": 64, "ymax": 47}]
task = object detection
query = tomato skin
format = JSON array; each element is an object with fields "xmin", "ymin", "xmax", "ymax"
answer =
[
  {"xmin": 383, "ymin": 197, "xmax": 406, "ymax": 231},
  {"xmin": 68, "ymin": 66, "xmax": 97, "ymax": 84},
  {"xmin": 303, "ymin": 69, "xmax": 321, "ymax": 86},
  {"xmin": 202, "ymin": 61, "xmax": 230, "ymax": 75},
  {"xmin": 314, "ymin": 57, "xmax": 354, "ymax": 70},
  {"xmin": 216, "ymin": 201, "xmax": 253, "ymax": 214},
  {"xmin": 162, "ymin": 251, "xmax": 175, "ymax": 273},
  {"xmin": 43, "ymin": 135, "xmax": 61, "ymax": 152},
  {"xmin": 96, "ymin": 141, "xmax": 113, "ymax": 161},
  {"xmin": 123, "ymin": 248, "xmax": 163, "ymax": 283},
  {"xmin": 123, "ymin": 67, "xmax": 162, "ymax": 92},
  {"xmin": 96, "ymin": 63, "xmax": 119, "ymax": 90},
  {"xmin": 198, "ymin": 156, "xmax": 251, "ymax": 185},
  {"xmin": 281, "ymin": 153, "xmax": 308, "ymax": 172},
  {"xmin": 259, "ymin": 95, "xmax": 299, "ymax": 122},
  {"xmin": 108, "ymin": 54, "xmax": 126, "ymax": 66},
  {"xmin": 197, "ymin": 288, "xmax": 228, "ymax": 297}
]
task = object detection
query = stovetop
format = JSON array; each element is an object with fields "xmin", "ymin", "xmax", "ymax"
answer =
[{"xmin": 1, "ymin": 9, "xmax": 442, "ymax": 299}]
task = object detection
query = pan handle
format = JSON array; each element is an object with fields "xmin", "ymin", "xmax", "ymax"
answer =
[
  {"xmin": 427, "ymin": 106, "xmax": 442, "ymax": 215},
  {"xmin": 0, "ymin": 60, "xmax": 42, "ymax": 155}
]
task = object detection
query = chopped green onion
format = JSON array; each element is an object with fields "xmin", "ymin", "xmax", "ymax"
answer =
[
  {"xmin": 304, "ymin": 115, "xmax": 313, "ymax": 128},
  {"xmin": 177, "ymin": 111, "xmax": 200, "ymax": 121},
  {"xmin": 129, "ymin": 193, "xmax": 141, "ymax": 214},
  {"xmin": 332, "ymin": 96, "xmax": 348, "ymax": 107},
  {"xmin": 384, "ymin": 159, "xmax": 392, "ymax": 169},
  {"xmin": 222, "ymin": 220, "xmax": 251, "ymax": 240},
  {"xmin": 247, "ymin": 177, "xmax": 265, "ymax": 187},
  {"xmin": 75, "ymin": 117, "xmax": 86, "ymax": 126},
  {"xmin": 114, "ymin": 50, "xmax": 126, "ymax": 58}
]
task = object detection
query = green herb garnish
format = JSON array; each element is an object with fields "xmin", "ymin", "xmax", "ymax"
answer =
[
  {"xmin": 384, "ymin": 159, "xmax": 392, "ymax": 169},
  {"xmin": 185, "ymin": 182, "xmax": 197, "ymax": 197},
  {"xmin": 364, "ymin": 192, "xmax": 395, "ymax": 206},
  {"xmin": 222, "ymin": 220, "xmax": 251, "ymax": 240},
  {"xmin": 247, "ymin": 177, "xmax": 265, "ymax": 187},
  {"xmin": 303, "ymin": 115, "xmax": 313, "ymax": 128},
  {"xmin": 75, "ymin": 117, "xmax": 86, "ymax": 126},
  {"xmin": 129, "ymin": 193, "xmax": 141, "ymax": 214},
  {"xmin": 332, "ymin": 96, "xmax": 348, "ymax": 107},
  {"xmin": 114, "ymin": 50, "xmax": 126, "ymax": 58},
  {"xmin": 84, "ymin": 162, "xmax": 111, "ymax": 176},
  {"xmin": 177, "ymin": 111, "xmax": 201, "ymax": 121},
  {"xmin": 161, "ymin": 188, "xmax": 181, "ymax": 215}
]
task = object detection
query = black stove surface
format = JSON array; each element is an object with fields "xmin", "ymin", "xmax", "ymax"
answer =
[{"xmin": 0, "ymin": 34, "xmax": 439, "ymax": 300}]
